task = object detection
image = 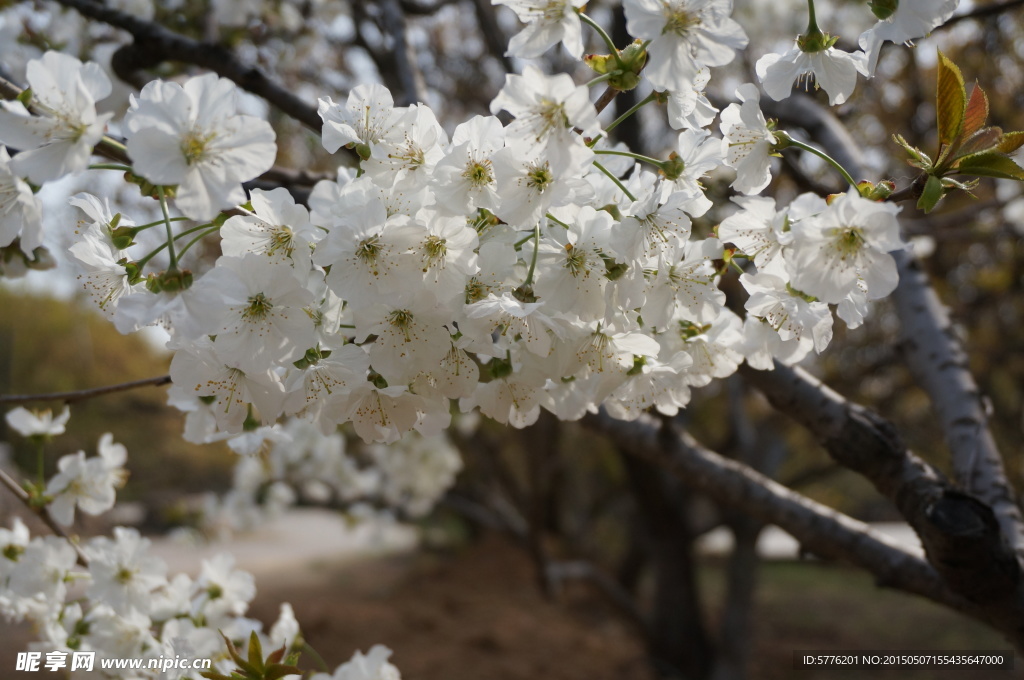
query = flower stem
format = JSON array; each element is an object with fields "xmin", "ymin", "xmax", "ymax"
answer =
[
  {"xmin": 595, "ymin": 148, "xmax": 663, "ymax": 169},
  {"xmin": 176, "ymin": 226, "xmax": 221, "ymax": 258},
  {"xmin": 156, "ymin": 186, "xmax": 178, "ymax": 270},
  {"xmin": 783, "ymin": 137, "xmax": 859, "ymax": 189},
  {"xmin": 135, "ymin": 216, "xmax": 191, "ymax": 232},
  {"xmin": 135, "ymin": 222, "xmax": 215, "ymax": 269},
  {"xmin": 545, "ymin": 212, "xmax": 571, "ymax": 229},
  {"xmin": 579, "ymin": 13, "xmax": 624, "ymax": 67},
  {"xmin": 805, "ymin": 0, "xmax": 819, "ymax": 35},
  {"xmin": 593, "ymin": 161, "xmax": 636, "ymax": 201},
  {"xmin": 88, "ymin": 163, "xmax": 133, "ymax": 172},
  {"xmin": 604, "ymin": 91, "xmax": 656, "ymax": 136},
  {"xmin": 524, "ymin": 223, "xmax": 541, "ymax": 286},
  {"xmin": 35, "ymin": 440, "xmax": 44, "ymax": 489},
  {"xmin": 586, "ymin": 72, "xmax": 618, "ymax": 88}
]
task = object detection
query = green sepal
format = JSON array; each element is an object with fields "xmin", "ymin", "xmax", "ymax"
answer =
[
  {"xmin": 660, "ymin": 154, "xmax": 686, "ymax": 181},
  {"xmin": 15, "ymin": 88, "xmax": 32, "ymax": 105},
  {"xmin": 869, "ymin": 0, "xmax": 897, "ymax": 20},
  {"xmin": 246, "ymin": 631, "xmax": 263, "ymax": 673},
  {"xmin": 122, "ymin": 259, "xmax": 143, "ymax": 285},
  {"xmin": 487, "ymin": 356, "xmax": 514, "ymax": 380},
  {"xmin": 263, "ymin": 664, "xmax": 305, "ymax": 680},
  {"xmin": 110, "ymin": 225, "xmax": 139, "ymax": 250},
  {"xmin": 603, "ymin": 258, "xmax": 629, "ymax": 281},
  {"xmin": 125, "ymin": 172, "xmax": 177, "ymax": 201},
  {"xmin": 584, "ymin": 53, "xmax": 614, "ymax": 75}
]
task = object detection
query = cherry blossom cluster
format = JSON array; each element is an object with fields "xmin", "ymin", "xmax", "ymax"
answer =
[
  {"xmin": 0, "ymin": 0, "xmax": 954, "ymax": 444},
  {"xmin": 1, "ymin": 408, "xmax": 399, "ymax": 679},
  {"xmin": 0, "ymin": 0, "xmax": 969, "ymax": 676},
  {"xmin": 203, "ymin": 418, "xmax": 463, "ymax": 534}
]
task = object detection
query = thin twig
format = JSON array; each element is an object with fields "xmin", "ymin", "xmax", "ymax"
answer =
[
  {"xmin": 942, "ymin": 0, "xmax": 1024, "ymax": 28},
  {"xmin": 0, "ymin": 375, "xmax": 171, "ymax": 406},
  {"xmin": 0, "ymin": 468, "xmax": 89, "ymax": 567},
  {"xmin": 53, "ymin": 0, "xmax": 323, "ymax": 132}
]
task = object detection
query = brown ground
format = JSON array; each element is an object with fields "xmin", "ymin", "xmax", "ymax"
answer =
[{"xmin": 249, "ymin": 533, "xmax": 655, "ymax": 680}]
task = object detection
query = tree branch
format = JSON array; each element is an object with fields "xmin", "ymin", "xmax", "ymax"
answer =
[
  {"xmin": 582, "ymin": 411, "xmax": 1024, "ymax": 647},
  {"xmin": 768, "ymin": 93, "xmax": 1024, "ymax": 564},
  {"xmin": 943, "ymin": 0, "xmax": 1024, "ymax": 29},
  {"xmin": 583, "ymin": 412, "xmax": 958, "ymax": 603},
  {"xmin": 377, "ymin": 0, "xmax": 429, "ymax": 106},
  {"xmin": 0, "ymin": 375, "xmax": 171, "ymax": 406},
  {"xmin": 741, "ymin": 362, "xmax": 1022, "ymax": 607},
  {"xmin": 471, "ymin": 0, "xmax": 515, "ymax": 75},
  {"xmin": 53, "ymin": 0, "xmax": 323, "ymax": 132},
  {"xmin": 892, "ymin": 249, "xmax": 1024, "ymax": 556}
]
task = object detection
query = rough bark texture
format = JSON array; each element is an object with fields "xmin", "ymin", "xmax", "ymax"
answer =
[
  {"xmin": 623, "ymin": 453, "xmax": 714, "ymax": 680},
  {"xmin": 765, "ymin": 94, "xmax": 1024, "ymax": 565},
  {"xmin": 892, "ymin": 251, "xmax": 1024, "ymax": 557},
  {"xmin": 741, "ymin": 363, "xmax": 1024, "ymax": 626},
  {"xmin": 583, "ymin": 411, "xmax": 1024, "ymax": 648}
]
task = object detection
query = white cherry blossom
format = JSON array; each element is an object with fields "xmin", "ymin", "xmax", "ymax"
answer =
[
  {"xmin": 623, "ymin": 0, "xmax": 748, "ymax": 93},
  {"xmin": 0, "ymin": 51, "xmax": 111, "ymax": 183},
  {"xmin": 0, "ymin": 147, "xmax": 43, "ymax": 254},
  {"xmin": 720, "ymin": 83, "xmax": 776, "ymax": 195},
  {"xmin": 786, "ymin": 188, "xmax": 904, "ymax": 304},
  {"xmin": 124, "ymin": 74, "xmax": 277, "ymax": 220},
  {"xmin": 756, "ymin": 44, "xmax": 870, "ymax": 106},
  {"xmin": 494, "ymin": 0, "xmax": 587, "ymax": 59}
]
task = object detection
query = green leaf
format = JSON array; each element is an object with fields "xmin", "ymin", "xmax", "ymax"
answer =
[
  {"xmin": 936, "ymin": 51, "xmax": 967, "ymax": 149},
  {"xmin": 962, "ymin": 83, "xmax": 989, "ymax": 138},
  {"xmin": 996, "ymin": 131, "xmax": 1024, "ymax": 155},
  {"xmin": 917, "ymin": 174, "xmax": 944, "ymax": 213},
  {"xmin": 956, "ymin": 152, "xmax": 1024, "ymax": 181}
]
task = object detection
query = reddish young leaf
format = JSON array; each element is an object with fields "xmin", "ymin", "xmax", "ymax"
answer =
[
  {"xmin": 955, "ymin": 127, "xmax": 1003, "ymax": 159},
  {"xmin": 962, "ymin": 82, "xmax": 989, "ymax": 139}
]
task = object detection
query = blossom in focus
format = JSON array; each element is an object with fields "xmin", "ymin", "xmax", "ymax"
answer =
[
  {"xmin": 720, "ymin": 83, "xmax": 776, "ymax": 195},
  {"xmin": 785, "ymin": 188, "xmax": 904, "ymax": 304},
  {"xmin": 0, "ymin": 51, "xmax": 112, "ymax": 183},
  {"xmin": 124, "ymin": 74, "xmax": 277, "ymax": 220},
  {"xmin": 494, "ymin": 0, "xmax": 587, "ymax": 59},
  {"xmin": 622, "ymin": 0, "xmax": 747, "ymax": 93},
  {"xmin": 489, "ymin": 65, "xmax": 600, "ymax": 162},
  {"xmin": 756, "ymin": 42, "xmax": 870, "ymax": 106},
  {"xmin": 859, "ymin": 0, "xmax": 959, "ymax": 75},
  {"xmin": 318, "ymin": 83, "xmax": 406, "ymax": 155}
]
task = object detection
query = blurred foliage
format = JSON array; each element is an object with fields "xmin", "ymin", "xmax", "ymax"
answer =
[{"xmin": 0, "ymin": 288, "xmax": 234, "ymax": 513}]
